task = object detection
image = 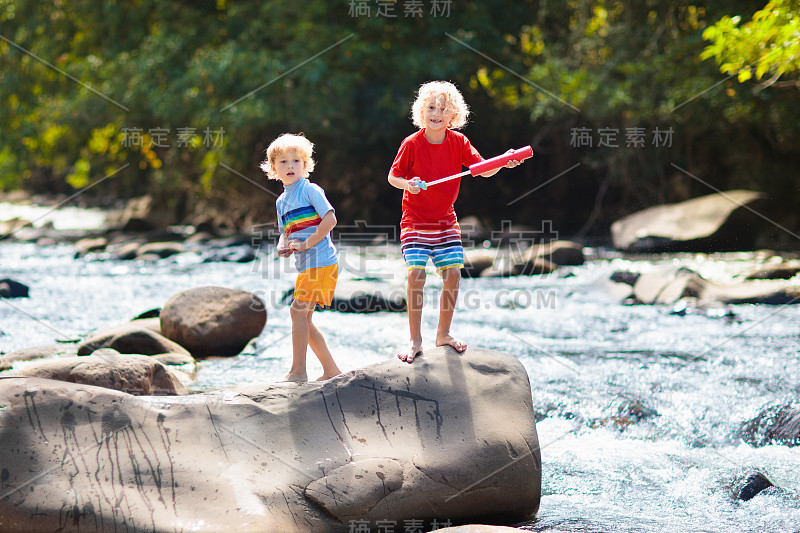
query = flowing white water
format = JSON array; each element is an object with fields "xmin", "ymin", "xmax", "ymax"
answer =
[
  {"xmin": 0, "ymin": 201, "xmax": 109, "ymax": 230},
  {"xmin": 1, "ymin": 241, "xmax": 799, "ymax": 532}
]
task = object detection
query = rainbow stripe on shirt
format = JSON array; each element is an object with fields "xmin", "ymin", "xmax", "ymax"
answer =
[{"xmin": 282, "ymin": 205, "xmax": 321, "ymax": 235}]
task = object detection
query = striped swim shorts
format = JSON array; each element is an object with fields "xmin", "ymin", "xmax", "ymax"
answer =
[{"xmin": 400, "ymin": 224, "xmax": 464, "ymax": 273}]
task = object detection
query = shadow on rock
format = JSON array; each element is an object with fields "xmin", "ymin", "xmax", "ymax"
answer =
[{"xmin": 0, "ymin": 347, "xmax": 540, "ymax": 532}]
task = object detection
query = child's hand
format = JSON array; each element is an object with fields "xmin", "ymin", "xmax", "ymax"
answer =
[
  {"xmin": 503, "ymin": 149, "xmax": 522, "ymax": 169},
  {"xmin": 407, "ymin": 177, "xmax": 423, "ymax": 194},
  {"xmin": 277, "ymin": 244, "xmax": 293, "ymax": 257},
  {"xmin": 288, "ymin": 239, "xmax": 306, "ymax": 252}
]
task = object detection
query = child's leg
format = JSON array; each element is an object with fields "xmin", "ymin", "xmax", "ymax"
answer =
[
  {"xmin": 399, "ymin": 267, "xmax": 426, "ymax": 362},
  {"xmin": 285, "ymin": 299, "xmax": 315, "ymax": 381},
  {"xmin": 307, "ymin": 313, "xmax": 341, "ymax": 380},
  {"xmin": 286, "ymin": 263, "xmax": 339, "ymax": 381},
  {"xmin": 436, "ymin": 266, "xmax": 467, "ymax": 352}
]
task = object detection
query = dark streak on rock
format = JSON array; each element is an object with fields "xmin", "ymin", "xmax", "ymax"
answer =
[
  {"xmin": 22, "ymin": 390, "xmax": 48, "ymax": 444},
  {"xmin": 371, "ymin": 385, "xmax": 390, "ymax": 443},
  {"xmin": 358, "ymin": 383, "xmax": 443, "ymax": 441},
  {"xmin": 206, "ymin": 404, "xmax": 230, "ymax": 463},
  {"xmin": 318, "ymin": 390, "xmax": 348, "ymax": 451},
  {"xmin": 334, "ymin": 388, "xmax": 355, "ymax": 442},
  {"xmin": 156, "ymin": 411, "xmax": 178, "ymax": 512}
]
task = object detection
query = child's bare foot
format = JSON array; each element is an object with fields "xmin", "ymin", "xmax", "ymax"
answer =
[
  {"xmin": 280, "ymin": 370, "xmax": 308, "ymax": 382},
  {"xmin": 316, "ymin": 369, "xmax": 342, "ymax": 381},
  {"xmin": 436, "ymin": 334, "xmax": 467, "ymax": 353},
  {"xmin": 397, "ymin": 341, "xmax": 423, "ymax": 363}
]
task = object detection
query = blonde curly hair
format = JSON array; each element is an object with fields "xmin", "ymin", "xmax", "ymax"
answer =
[
  {"xmin": 411, "ymin": 81, "xmax": 470, "ymax": 130},
  {"xmin": 260, "ymin": 133, "xmax": 315, "ymax": 180}
]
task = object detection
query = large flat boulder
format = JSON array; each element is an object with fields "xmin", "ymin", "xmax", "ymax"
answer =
[
  {"xmin": 610, "ymin": 190, "xmax": 767, "ymax": 252},
  {"xmin": 0, "ymin": 347, "xmax": 540, "ymax": 532}
]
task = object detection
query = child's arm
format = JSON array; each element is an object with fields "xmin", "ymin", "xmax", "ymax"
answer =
[
  {"xmin": 477, "ymin": 149, "xmax": 523, "ymax": 178},
  {"xmin": 388, "ymin": 173, "xmax": 422, "ymax": 194},
  {"xmin": 288, "ymin": 210, "xmax": 337, "ymax": 251},
  {"xmin": 277, "ymin": 233, "xmax": 293, "ymax": 257}
]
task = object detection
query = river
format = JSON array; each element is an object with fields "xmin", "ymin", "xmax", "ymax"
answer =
[{"xmin": 1, "ymin": 236, "xmax": 799, "ymax": 532}]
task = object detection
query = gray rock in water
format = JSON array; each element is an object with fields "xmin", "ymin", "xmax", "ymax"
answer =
[
  {"xmin": 609, "ymin": 271, "xmax": 641, "ymax": 286},
  {"xmin": 511, "ymin": 257, "xmax": 557, "ymax": 276},
  {"xmin": 151, "ymin": 352, "xmax": 197, "ymax": 376},
  {"xmin": 632, "ymin": 267, "xmax": 701, "ymax": 304},
  {"xmin": 0, "ymin": 278, "xmax": 29, "ymax": 298},
  {"xmin": 108, "ymin": 240, "xmax": 142, "ymax": 260},
  {"xmin": 521, "ymin": 240, "xmax": 585, "ymax": 267},
  {"xmin": 629, "ymin": 266, "xmax": 800, "ymax": 305},
  {"xmin": 480, "ymin": 259, "xmax": 556, "ymax": 278},
  {"xmin": 282, "ymin": 279, "xmax": 407, "ymax": 313},
  {"xmin": 202, "ymin": 244, "xmax": 257, "ymax": 263},
  {"xmin": 2, "ymin": 343, "xmax": 77, "ymax": 364},
  {"xmin": 610, "ymin": 190, "xmax": 767, "ymax": 252},
  {"xmin": 106, "ymin": 194, "xmax": 168, "ymax": 233},
  {"xmin": 130, "ymin": 317, "xmax": 163, "ymax": 333},
  {"xmin": 135, "ymin": 241, "xmax": 186, "ymax": 259},
  {"xmin": 462, "ymin": 250, "xmax": 496, "ymax": 278},
  {"xmin": 0, "ymin": 347, "xmax": 540, "ymax": 532},
  {"xmin": 15, "ymin": 353, "xmax": 187, "ymax": 395},
  {"xmin": 669, "ymin": 297, "xmax": 739, "ymax": 322},
  {"xmin": 738, "ymin": 472, "xmax": 775, "ymax": 501},
  {"xmin": 741, "ymin": 404, "xmax": 800, "ymax": 447},
  {"xmin": 328, "ymin": 280, "xmax": 407, "ymax": 313},
  {"xmin": 132, "ymin": 307, "xmax": 161, "ymax": 320},
  {"xmin": 77, "ymin": 323, "xmax": 189, "ymax": 356},
  {"xmin": 160, "ymin": 286, "xmax": 267, "ymax": 357},
  {"xmin": 742, "ymin": 263, "xmax": 800, "ymax": 280},
  {"xmin": 459, "ymin": 215, "xmax": 489, "ymax": 245},
  {"xmin": 73, "ymin": 236, "xmax": 108, "ymax": 257}
]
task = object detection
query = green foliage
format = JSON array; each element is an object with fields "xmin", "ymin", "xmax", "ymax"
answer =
[
  {"xmin": 0, "ymin": 0, "xmax": 539, "ymax": 221},
  {"xmin": 0, "ymin": 146, "xmax": 21, "ymax": 190},
  {"xmin": 701, "ymin": 0, "xmax": 800, "ymax": 84},
  {"xmin": 453, "ymin": 1, "xmax": 800, "ymax": 232},
  {"xmin": 0, "ymin": 0, "xmax": 798, "ymax": 236}
]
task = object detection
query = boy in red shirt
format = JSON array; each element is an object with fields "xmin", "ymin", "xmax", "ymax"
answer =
[{"xmin": 388, "ymin": 81, "xmax": 521, "ymax": 363}]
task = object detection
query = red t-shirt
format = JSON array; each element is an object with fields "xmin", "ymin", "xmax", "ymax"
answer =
[{"xmin": 390, "ymin": 129, "xmax": 483, "ymax": 230}]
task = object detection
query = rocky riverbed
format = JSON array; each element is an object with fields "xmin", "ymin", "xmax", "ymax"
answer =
[{"xmin": 2, "ymin": 236, "xmax": 800, "ymax": 531}]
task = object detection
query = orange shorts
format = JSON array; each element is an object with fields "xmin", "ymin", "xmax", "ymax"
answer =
[{"xmin": 294, "ymin": 263, "xmax": 338, "ymax": 306}]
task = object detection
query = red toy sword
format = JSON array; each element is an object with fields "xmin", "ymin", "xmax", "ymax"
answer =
[{"xmin": 414, "ymin": 146, "xmax": 534, "ymax": 190}]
